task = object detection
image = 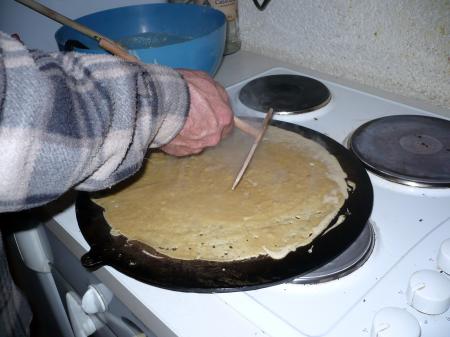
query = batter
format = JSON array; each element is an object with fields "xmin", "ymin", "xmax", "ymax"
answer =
[{"xmin": 93, "ymin": 126, "xmax": 349, "ymax": 262}]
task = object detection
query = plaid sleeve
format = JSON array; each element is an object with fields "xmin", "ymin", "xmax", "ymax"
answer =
[{"xmin": 0, "ymin": 32, "xmax": 189, "ymax": 212}]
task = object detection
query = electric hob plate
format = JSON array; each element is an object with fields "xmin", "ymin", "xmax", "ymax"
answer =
[
  {"xmin": 238, "ymin": 74, "xmax": 331, "ymax": 114},
  {"xmin": 349, "ymin": 115, "xmax": 450, "ymax": 187},
  {"xmin": 292, "ymin": 221, "xmax": 375, "ymax": 284}
]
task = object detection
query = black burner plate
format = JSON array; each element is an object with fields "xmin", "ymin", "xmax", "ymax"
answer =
[
  {"xmin": 292, "ymin": 221, "xmax": 375, "ymax": 284},
  {"xmin": 239, "ymin": 74, "xmax": 331, "ymax": 114},
  {"xmin": 350, "ymin": 115, "xmax": 450, "ymax": 187}
]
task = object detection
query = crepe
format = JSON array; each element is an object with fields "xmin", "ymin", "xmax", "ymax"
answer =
[{"xmin": 93, "ymin": 126, "xmax": 349, "ymax": 262}]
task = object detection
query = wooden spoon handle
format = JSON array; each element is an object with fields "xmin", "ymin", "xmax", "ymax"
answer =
[
  {"xmin": 16, "ymin": 0, "xmax": 105, "ymax": 42},
  {"xmin": 98, "ymin": 38, "xmax": 140, "ymax": 63},
  {"xmin": 15, "ymin": 0, "xmax": 137, "ymax": 62},
  {"xmin": 233, "ymin": 117, "xmax": 260, "ymax": 139}
]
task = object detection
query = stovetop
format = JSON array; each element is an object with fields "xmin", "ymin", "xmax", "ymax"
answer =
[
  {"xmin": 49, "ymin": 60, "xmax": 450, "ymax": 337},
  {"xmin": 220, "ymin": 67, "xmax": 450, "ymax": 336}
]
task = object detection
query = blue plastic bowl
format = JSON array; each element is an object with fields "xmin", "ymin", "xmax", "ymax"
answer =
[{"xmin": 55, "ymin": 4, "xmax": 226, "ymax": 75}]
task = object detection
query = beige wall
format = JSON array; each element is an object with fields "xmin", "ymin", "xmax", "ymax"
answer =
[{"xmin": 239, "ymin": 0, "xmax": 450, "ymax": 109}]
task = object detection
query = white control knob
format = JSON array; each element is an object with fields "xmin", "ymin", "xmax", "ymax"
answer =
[
  {"xmin": 66, "ymin": 292, "xmax": 97, "ymax": 337},
  {"xmin": 81, "ymin": 285, "xmax": 107, "ymax": 314},
  {"xmin": 437, "ymin": 239, "xmax": 450, "ymax": 274},
  {"xmin": 406, "ymin": 269, "xmax": 450, "ymax": 315},
  {"xmin": 370, "ymin": 307, "xmax": 420, "ymax": 337}
]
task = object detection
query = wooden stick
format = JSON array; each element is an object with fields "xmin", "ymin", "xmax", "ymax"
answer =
[{"xmin": 231, "ymin": 108, "xmax": 274, "ymax": 190}]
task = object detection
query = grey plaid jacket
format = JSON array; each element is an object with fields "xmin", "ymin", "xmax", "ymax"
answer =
[{"xmin": 0, "ymin": 32, "xmax": 189, "ymax": 336}]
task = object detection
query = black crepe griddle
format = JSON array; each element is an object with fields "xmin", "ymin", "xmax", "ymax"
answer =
[{"xmin": 76, "ymin": 120, "xmax": 373, "ymax": 292}]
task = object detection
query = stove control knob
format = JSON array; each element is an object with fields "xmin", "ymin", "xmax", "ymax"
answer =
[
  {"xmin": 406, "ymin": 269, "xmax": 450, "ymax": 315},
  {"xmin": 437, "ymin": 239, "xmax": 450, "ymax": 274},
  {"xmin": 81, "ymin": 284, "xmax": 112, "ymax": 314},
  {"xmin": 370, "ymin": 307, "xmax": 420, "ymax": 337}
]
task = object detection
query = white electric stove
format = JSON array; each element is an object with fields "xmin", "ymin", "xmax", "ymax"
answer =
[{"xmin": 37, "ymin": 52, "xmax": 450, "ymax": 337}]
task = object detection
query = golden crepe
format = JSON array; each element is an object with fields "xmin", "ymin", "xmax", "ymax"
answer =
[{"xmin": 93, "ymin": 126, "xmax": 349, "ymax": 262}]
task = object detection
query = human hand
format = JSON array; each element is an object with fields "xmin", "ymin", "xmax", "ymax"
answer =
[{"xmin": 161, "ymin": 69, "xmax": 234, "ymax": 156}]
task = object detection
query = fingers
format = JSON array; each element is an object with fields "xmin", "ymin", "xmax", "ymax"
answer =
[
  {"xmin": 162, "ymin": 69, "xmax": 234, "ymax": 157},
  {"xmin": 161, "ymin": 142, "xmax": 204, "ymax": 157},
  {"xmin": 188, "ymin": 74, "xmax": 234, "ymax": 138}
]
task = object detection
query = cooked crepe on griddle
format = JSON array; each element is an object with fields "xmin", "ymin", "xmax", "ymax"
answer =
[{"xmin": 93, "ymin": 126, "xmax": 349, "ymax": 262}]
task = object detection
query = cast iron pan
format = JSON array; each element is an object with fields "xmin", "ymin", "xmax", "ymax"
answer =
[{"xmin": 76, "ymin": 120, "xmax": 373, "ymax": 292}]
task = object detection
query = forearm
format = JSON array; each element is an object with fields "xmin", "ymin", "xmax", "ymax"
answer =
[{"xmin": 0, "ymin": 32, "xmax": 189, "ymax": 212}]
